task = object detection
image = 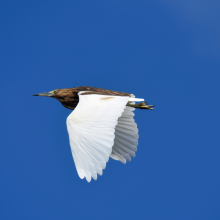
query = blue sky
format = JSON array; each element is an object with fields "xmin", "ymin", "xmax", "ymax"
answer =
[{"xmin": 0, "ymin": 0, "xmax": 219, "ymax": 219}]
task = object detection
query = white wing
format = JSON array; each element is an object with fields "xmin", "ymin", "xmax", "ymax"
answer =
[
  {"xmin": 66, "ymin": 92, "xmax": 129, "ymax": 182},
  {"xmin": 110, "ymin": 106, "xmax": 139, "ymax": 164},
  {"xmin": 110, "ymin": 93, "xmax": 143, "ymax": 163}
]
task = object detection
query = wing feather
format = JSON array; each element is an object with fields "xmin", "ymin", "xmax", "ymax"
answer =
[
  {"xmin": 110, "ymin": 106, "xmax": 139, "ymax": 163},
  {"xmin": 67, "ymin": 93, "xmax": 129, "ymax": 182}
]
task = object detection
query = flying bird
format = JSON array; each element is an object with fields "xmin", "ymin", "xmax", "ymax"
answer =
[{"xmin": 33, "ymin": 86, "xmax": 154, "ymax": 182}]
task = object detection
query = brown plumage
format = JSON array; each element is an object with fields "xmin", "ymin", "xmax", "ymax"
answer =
[
  {"xmin": 33, "ymin": 86, "xmax": 154, "ymax": 110},
  {"xmin": 34, "ymin": 86, "xmax": 131, "ymax": 110}
]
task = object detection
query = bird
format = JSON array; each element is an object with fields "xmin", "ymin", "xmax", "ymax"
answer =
[{"xmin": 33, "ymin": 86, "xmax": 154, "ymax": 182}]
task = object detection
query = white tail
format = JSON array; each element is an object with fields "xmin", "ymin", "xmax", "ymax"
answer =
[{"xmin": 128, "ymin": 97, "xmax": 144, "ymax": 102}]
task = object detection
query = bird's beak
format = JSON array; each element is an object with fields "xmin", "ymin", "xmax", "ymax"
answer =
[{"xmin": 32, "ymin": 92, "xmax": 53, "ymax": 97}]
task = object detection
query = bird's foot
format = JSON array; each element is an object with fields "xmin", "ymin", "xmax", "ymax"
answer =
[{"xmin": 127, "ymin": 102, "xmax": 155, "ymax": 110}]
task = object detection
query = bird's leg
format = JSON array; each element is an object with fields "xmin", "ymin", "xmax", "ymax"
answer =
[{"xmin": 126, "ymin": 102, "xmax": 155, "ymax": 110}]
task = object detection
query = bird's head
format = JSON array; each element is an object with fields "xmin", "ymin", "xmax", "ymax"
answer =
[
  {"xmin": 33, "ymin": 89, "xmax": 58, "ymax": 97},
  {"xmin": 33, "ymin": 88, "xmax": 79, "ymax": 110}
]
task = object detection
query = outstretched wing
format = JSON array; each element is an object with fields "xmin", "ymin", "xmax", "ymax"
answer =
[
  {"xmin": 110, "ymin": 106, "xmax": 139, "ymax": 164},
  {"xmin": 66, "ymin": 92, "xmax": 129, "ymax": 182}
]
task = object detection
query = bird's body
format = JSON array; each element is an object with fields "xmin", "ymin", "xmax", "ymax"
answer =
[
  {"xmin": 33, "ymin": 86, "xmax": 154, "ymax": 182},
  {"xmin": 42, "ymin": 86, "xmax": 131, "ymax": 110}
]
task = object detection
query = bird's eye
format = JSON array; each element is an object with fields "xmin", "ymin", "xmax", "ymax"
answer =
[{"xmin": 50, "ymin": 89, "xmax": 58, "ymax": 95}]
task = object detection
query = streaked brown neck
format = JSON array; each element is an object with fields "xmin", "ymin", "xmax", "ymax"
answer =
[
  {"xmin": 53, "ymin": 86, "xmax": 131, "ymax": 110},
  {"xmin": 53, "ymin": 88, "xmax": 79, "ymax": 110}
]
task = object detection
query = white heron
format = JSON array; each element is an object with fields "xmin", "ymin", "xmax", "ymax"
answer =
[{"xmin": 33, "ymin": 86, "xmax": 154, "ymax": 182}]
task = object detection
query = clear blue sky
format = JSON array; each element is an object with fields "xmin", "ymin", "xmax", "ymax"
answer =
[{"xmin": 0, "ymin": 1, "xmax": 220, "ymax": 219}]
